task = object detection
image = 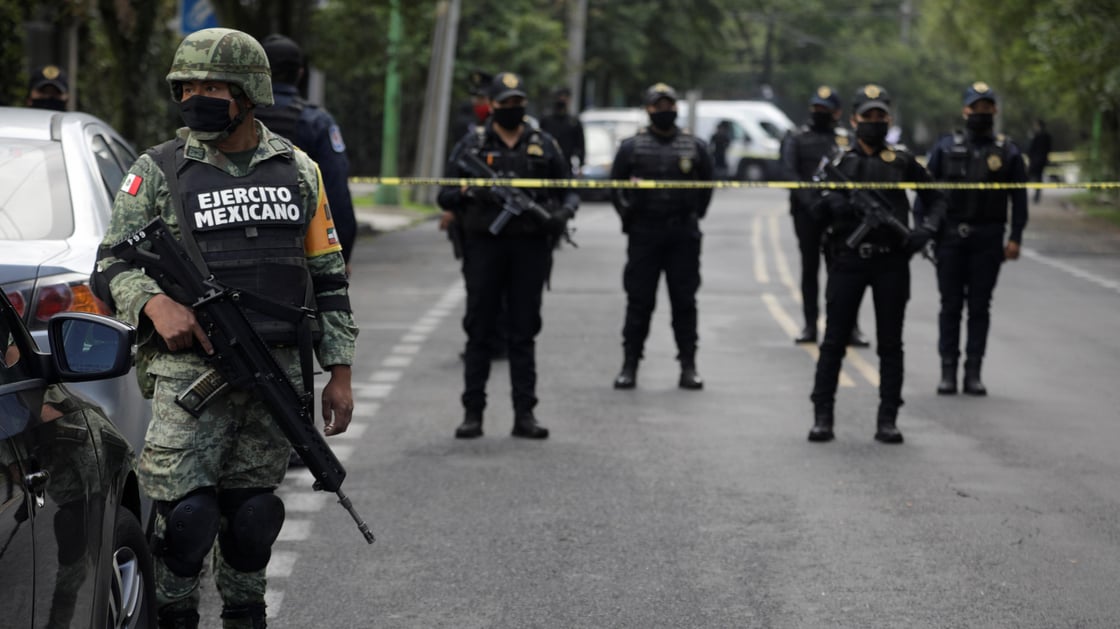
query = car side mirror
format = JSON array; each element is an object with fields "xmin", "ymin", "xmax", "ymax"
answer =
[{"xmin": 47, "ymin": 313, "xmax": 136, "ymax": 381}]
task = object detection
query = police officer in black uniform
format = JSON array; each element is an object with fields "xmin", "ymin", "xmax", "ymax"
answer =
[
  {"xmin": 780, "ymin": 85, "xmax": 871, "ymax": 347},
  {"xmin": 539, "ymin": 87, "xmax": 585, "ymax": 176},
  {"xmin": 808, "ymin": 85, "xmax": 946, "ymax": 444},
  {"xmin": 256, "ymin": 34, "xmax": 358, "ymax": 267},
  {"xmin": 438, "ymin": 72, "xmax": 578, "ymax": 440},
  {"xmin": 920, "ymin": 82, "xmax": 1028, "ymax": 396},
  {"xmin": 610, "ymin": 83, "xmax": 714, "ymax": 391}
]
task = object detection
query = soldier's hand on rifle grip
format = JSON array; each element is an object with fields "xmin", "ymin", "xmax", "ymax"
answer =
[
  {"xmin": 904, "ymin": 227, "xmax": 935, "ymax": 256},
  {"xmin": 321, "ymin": 365, "xmax": 353, "ymax": 436},
  {"xmin": 142, "ymin": 293, "xmax": 214, "ymax": 354}
]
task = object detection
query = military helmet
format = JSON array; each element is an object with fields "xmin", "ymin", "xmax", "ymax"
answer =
[{"xmin": 166, "ymin": 28, "xmax": 273, "ymax": 106}]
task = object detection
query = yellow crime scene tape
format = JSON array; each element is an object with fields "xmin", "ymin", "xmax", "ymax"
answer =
[{"xmin": 348, "ymin": 176, "xmax": 1120, "ymax": 191}]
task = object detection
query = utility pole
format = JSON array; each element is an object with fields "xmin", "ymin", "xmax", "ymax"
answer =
[
  {"xmin": 565, "ymin": 0, "xmax": 587, "ymax": 113},
  {"xmin": 412, "ymin": 0, "xmax": 461, "ymax": 204},
  {"xmin": 375, "ymin": 0, "xmax": 403, "ymax": 205}
]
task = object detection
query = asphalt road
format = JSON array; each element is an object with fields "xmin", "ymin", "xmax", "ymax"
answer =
[{"xmin": 202, "ymin": 187, "xmax": 1120, "ymax": 628}]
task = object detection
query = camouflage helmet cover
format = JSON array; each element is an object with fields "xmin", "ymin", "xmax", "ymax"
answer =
[{"xmin": 167, "ymin": 28, "xmax": 273, "ymax": 106}]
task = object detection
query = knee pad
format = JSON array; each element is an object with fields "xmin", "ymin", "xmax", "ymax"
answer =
[
  {"xmin": 156, "ymin": 487, "xmax": 219, "ymax": 578},
  {"xmin": 218, "ymin": 489, "xmax": 285, "ymax": 573}
]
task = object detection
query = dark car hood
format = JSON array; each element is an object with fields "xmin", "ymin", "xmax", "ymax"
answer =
[{"xmin": 0, "ymin": 240, "xmax": 72, "ymax": 284}]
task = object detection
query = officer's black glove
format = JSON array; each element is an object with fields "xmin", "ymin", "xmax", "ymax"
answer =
[
  {"xmin": 904, "ymin": 226, "xmax": 934, "ymax": 256},
  {"xmin": 546, "ymin": 206, "xmax": 576, "ymax": 236}
]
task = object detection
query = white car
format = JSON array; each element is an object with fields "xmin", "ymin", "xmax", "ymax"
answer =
[
  {"xmin": 678, "ymin": 100, "xmax": 797, "ymax": 181},
  {"xmin": 0, "ymin": 107, "xmax": 150, "ymax": 458}
]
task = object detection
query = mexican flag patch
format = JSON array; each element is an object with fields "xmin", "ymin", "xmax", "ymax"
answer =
[{"xmin": 120, "ymin": 173, "xmax": 143, "ymax": 196}]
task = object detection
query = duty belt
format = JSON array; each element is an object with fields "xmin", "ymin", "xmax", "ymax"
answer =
[
  {"xmin": 855, "ymin": 242, "xmax": 893, "ymax": 259},
  {"xmin": 949, "ymin": 221, "xmax": 1002, "ymax": 238}
]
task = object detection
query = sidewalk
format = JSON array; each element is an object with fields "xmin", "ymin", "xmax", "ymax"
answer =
[{"xmin": 349, "ymin": 182, "xmax": 438, "ymax": 235}]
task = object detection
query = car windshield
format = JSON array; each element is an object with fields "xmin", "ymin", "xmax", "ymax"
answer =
[{"xmin": 0, "ymin": 139, "xmax": 73, "ymax": 240}]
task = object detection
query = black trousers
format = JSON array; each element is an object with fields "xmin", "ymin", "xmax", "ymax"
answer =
[
  {"xmin": 936, "ymin": 223, "xmax": 1004, "ymax": 361},
  {"xmin": 811, "ymin": 250, "xmax": 910, "ymax": 412},
  {"xmin": 621, "ymin": 219, "xmax": 702, "ymax": 361},
  {"xmin": 791, "ymin": 207, "xmax": 834, "ymax": 327},
  {"xmin": 461, "ymin": 235, "xmax": 551, "ymax": 413}
]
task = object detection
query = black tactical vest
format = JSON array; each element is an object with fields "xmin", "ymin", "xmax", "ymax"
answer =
[
  {"xmin": 461, "ymin": 127, "xmax": 555, "ymax": 237},
  {"xmin": 176, "ymin": 153, "xmax": 313, "ymax": 344},
  {"xmin": 628, "ymin": 129, "xmax": 701, "ymax": 217},
  {"xmin": 792, "ymin": 126, "xmax": 846, "ymax": 179},
  {"xmin": 941, "ymin": 132, "xmax": 1012, "ymax": 223},
  {"xmin": 254, "ymin": 98, "xmax": 306, "ymax": 142},
  {"xmin": 831, "ymin": 147, "xmax": 913, "ymax": 246}
]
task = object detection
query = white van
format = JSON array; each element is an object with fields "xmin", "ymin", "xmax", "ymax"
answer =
[{"xmin": 678, "ymin": 100, "xmax": 796, "ymax": 180}]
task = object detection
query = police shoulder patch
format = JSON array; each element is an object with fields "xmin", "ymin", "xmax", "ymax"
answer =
[
  {"xmin": 987, "ymin": 154, "xmax": 1003, "ymax": 171},
  {"xmin": 527, "ymin": 144, "xmax": 544, "ymax": 157},
  {"xmin": 880, "ymin": 149, "xmax": 896, "ymax": 163},
  {"xmin": 329, "ymin": 125, "xmax": 346, "ymax": 153}
]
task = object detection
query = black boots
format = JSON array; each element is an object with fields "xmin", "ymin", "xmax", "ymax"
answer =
[
  {"xmin": 807, "ymin": 407, "xmax": 834, "ymax": 442},
  {"xmin": 794, "ymin": 325, "xmax": 817, "ymax": 344},
  {"xmin": 221, "ymin": 604, "xmax": 267, "ymax": 629},
  {"xmin": 874, "ymin": 408, "xmax": 904, "ymax": 444},
  {"xmin": 963, "ymin": 358, "xmax": 987, "ymax": 396},
  {"xmin": 158, "ymin": 608, "xmax": 200, "ymax": 629},
  {"xmin": 848, "ymin": 326, "xmax": 871, "ymax": 348},
  {"xmin": 937, "ymin": 359, "xmax": 958, "ymax": 395},
  {"xmin": 679, "ymin": 359, "xmax": 704, "ymax": 390},
  {"xmin": 613, "ymin": 358, "xmax": 638, "ymax": 389},
  {"xmin": 511, "ymin": 411, "xmax": 549, "ymax": 439},
  {"xmin": 455, "ymin": 410, "xmax": 484, "ymax": 439}
]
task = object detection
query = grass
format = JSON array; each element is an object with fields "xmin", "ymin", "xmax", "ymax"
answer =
[
  {"xmin": 351, "ymin": 188, "xmax": 439, "ymax": 215},
  {"xmin": 1069, "ymin": 191, "xmax": 1120, "ymax": 229}
]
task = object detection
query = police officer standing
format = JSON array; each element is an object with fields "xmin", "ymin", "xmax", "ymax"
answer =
[
  {"xmin": 438, "ymin": 72, "xmax": 578, "ymax": 440},
  {"xmin": 94, "ymin": 29, "xmax": 356, "ymax": 628},
  {"xmin": 610, "ymin": 83, "xmax": 714, "ymax": 391},
  {"xmin": 256, "ymin": 34, "xmax": 358, "ymax": 269},
  {"xmin": 539, "ymin": 87, "xmax": 585, "ymax": 175},
  {"xmin": 808, "ymin": 85, "xmax": 946, "ymax": 444},
  {"xmin": 780, "ymin": 86, "xmax": 870, "ymax": 347},
  {"xmin": 921, "ymin": 82, "xmax": 1028, "ymax": 396},
  {"xmin": 26, "ymin": 64, "xmax": 70, "ymax": 111}
]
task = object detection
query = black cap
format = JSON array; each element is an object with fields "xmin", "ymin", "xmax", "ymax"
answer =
[
  {"xmin": 852, "ymin": 84, "xmax": 892, "ymax": 116},
  {"xmin": 261, "ymin": 34, "xmax": 303, "ymax": 68},
  {"xmin": 29, "ymin": 65, "xmax": 68, "ymax": 93},
  {"xmin": 809, "ymin": 85, "xmax": 841, "ymax": 110},
  {"xmin": 963, "ymin": 81, "xmax": 997, "ymax": 107},
  {"xmin": 468, "ymin": 70, "xmax": 492, "ymax": 96},
  {"xmin": 489, "ymin": 72, "xmax": 527, "ymax": 102},
  {"xmin": 644, "ymin": 82, "xmax": 678, "ymax": 106}
]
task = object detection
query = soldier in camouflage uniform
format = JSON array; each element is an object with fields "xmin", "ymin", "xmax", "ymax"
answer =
[{"xmin": 93, "ymin": 28, "xmax": 357, "ymax": 629}]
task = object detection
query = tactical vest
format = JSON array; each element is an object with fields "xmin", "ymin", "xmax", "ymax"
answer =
[
  {"xmin": 255, "ymin": 98, "xmax": 306, "ymax": 142},
  {"xmin": 462, "ymin": 126, "xmax": 554, "ymax": 236},
  {"xmin": 941, "ymin": 132, "xmax": 1012, "ymax": 223},
  {"xmin": 628, "ymin": 129, "xmax": 701, "ymax": 217},
  {"xmin": 171, "ymin": 147, "xmax": 314, "ymax": 345},
  {"xmin": 831, "ymin": 147, "xmax": 913, "ymax": 246},
  {"xmin": 793, "ymin": 126, "xmax": 844, "ymax": 179}
]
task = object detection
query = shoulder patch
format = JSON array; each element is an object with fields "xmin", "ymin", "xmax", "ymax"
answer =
[
  {"xmin": 120, "ymin": 173, "xmax": 143, "ymax": 196},
  {"xmin": 329, "ymin": 124, "xmax": 346, "ymax": 152}
]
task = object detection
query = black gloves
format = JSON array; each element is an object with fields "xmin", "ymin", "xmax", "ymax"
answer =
[
  {"xmin": 904, "ymin": 226, "xmax": 934, "ymax": 256},
  {"xmin": 546, "ymin": 206, "xmax": 576, "ymax": 236}
]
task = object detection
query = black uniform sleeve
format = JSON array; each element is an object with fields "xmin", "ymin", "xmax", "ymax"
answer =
[
  {"xmin": 1007, "ymin": 145, "xmax": 1029, "ymax": 244},
  {"xmin": 693, "ymin": 136, "xmax": 715, "ymax": 218},
  {"xmin": 908, "ymin": 156, "xmax": 946, "ymax": 233},
  {"xmin": 546, "ymin": 135, "xmax": 579, "ymax": 212},
  {"xmin": 438, "ymin": 134, "xmax": 472, "ymax": 211},
  {"xmin": 610, "ymin": 138, "xmax": 635, "ymax": 218},
  {"xmin": 913, "ymin": 139, "xmax": 946, "ymax": 224}
]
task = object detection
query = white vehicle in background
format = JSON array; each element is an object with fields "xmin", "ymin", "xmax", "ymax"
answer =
[
  {"xmin": 578, "ymin": 108, "xmax": 647, "ymax": 201},
  {"xmin": 678, "ymin": 100, "xmax": 797, "ymax": 181}
]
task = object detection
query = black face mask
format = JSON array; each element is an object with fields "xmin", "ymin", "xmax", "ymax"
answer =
[
  {"xmin": 650, "ymin": 110, "xmax": 678, "ymax": 131},
  {"xmin": 856, "ymin": 121, "xmax": 889, "ymax": 147},
  {"xmin": 553, "ymin": 101, "xmax": 568, "ymax": 115},
  {"xmin": 492, "ymin": 106, "xmax": 525, "ymax": 130},
  {"xmin": 810, "ymin": 111, "xmax": 834, "ymax": 130},
  {"xmin": 179, "ymin": 95, "xmax": 235, "ymax": 132},
  {"xmin": 30, "ymin": 97, "xmax": 67, "ymax": 112},
  {"xmin": 966, "ymin": 112, "xmax": 995, "ymax": 135}
]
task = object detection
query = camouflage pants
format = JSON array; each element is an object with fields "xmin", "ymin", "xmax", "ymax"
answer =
[{"xmin": 140, "ymin": 368, "xmax": 293, "ymax": 627}]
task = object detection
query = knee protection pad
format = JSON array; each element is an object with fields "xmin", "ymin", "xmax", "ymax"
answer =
[
  {"xmin": 218, "ymin": 489, "xmax": 285, "ymax": 573},
  {"xmin": 155, "ymin": 487, "xmax": 219, "ymax": 578}
]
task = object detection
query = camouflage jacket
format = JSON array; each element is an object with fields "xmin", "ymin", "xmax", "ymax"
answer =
[{"xmin": 96, "ymin": 121, "xmax": 358, "ymax": 397}]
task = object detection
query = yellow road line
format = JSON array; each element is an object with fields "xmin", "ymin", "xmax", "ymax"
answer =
[
  {"xmin": 766, "ymin": 213, "xmax": 798, "ymax": 302},
  {"xmin": 752, "ymin": 215, "xmax": 769, "ymax": 284},
  {"xmin": 761, "ymin": 293, "xmax": 854, "ymax": 388}
]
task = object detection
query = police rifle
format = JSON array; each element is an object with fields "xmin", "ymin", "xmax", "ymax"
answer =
[
  {"xmin": 456, "ymin": 152, "xmax": 553, "ymax": 235},
  {"xmin": 112, "ymin": 218, "xmax": 375, "ymax": 544},
  {"xmin": 817, "ymin": 158, "xmax": 935, "ymax": 264}
]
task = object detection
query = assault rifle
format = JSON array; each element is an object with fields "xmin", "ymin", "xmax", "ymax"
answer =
[
  {"xmin": 817, "ymin": 158, "xmax": 935, "ymax": 263},
  {"xmin": 456, "ymin": 151, "xmax": 553, "ymax": 235},
  {"xmin": 112, "ymin": 217, "xmax": 375, "ymax": 544}
]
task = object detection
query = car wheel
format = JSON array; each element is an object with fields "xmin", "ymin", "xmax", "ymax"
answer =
[
  {"xmin": 106, "ymin": 506, "xmax": 156, "ymax": 629},
  {"xmin": 738, "ymin": 160, "xmax": 766, "ymax": 182}
]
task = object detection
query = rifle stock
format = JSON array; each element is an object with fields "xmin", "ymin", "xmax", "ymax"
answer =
[{"xmin": 112, "ymin": 218, "xmax": 375, "ymax": 544}]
